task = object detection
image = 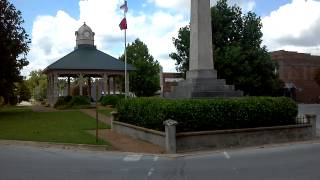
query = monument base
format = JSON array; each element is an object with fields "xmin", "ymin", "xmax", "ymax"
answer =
[{"xmin": 166, "ymin": 70, "xmax": 243, "ymax": 99}]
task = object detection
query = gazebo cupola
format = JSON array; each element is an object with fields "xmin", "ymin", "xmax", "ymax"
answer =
[{"xmin": 75, "ymin": 22, "xmax": 95, "ymax": 46}]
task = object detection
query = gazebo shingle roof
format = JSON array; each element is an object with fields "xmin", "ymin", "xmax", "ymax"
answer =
[{"xmin": 44, "ymin": 44, "xmax": 135, "ymax": 73}]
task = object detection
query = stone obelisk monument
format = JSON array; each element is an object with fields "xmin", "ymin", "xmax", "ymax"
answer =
[{"xmin": 168, "ymin": 0, "xmax": 242, "ymax": 98}]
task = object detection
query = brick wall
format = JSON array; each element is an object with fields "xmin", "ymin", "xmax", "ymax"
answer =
[
  {"xmin": 271, "ymin": 50, "xmax": 320, "ymax": 103},
  {"xmin": 161, "ymin": 73, "xmax": 184, "ymax": 94}
]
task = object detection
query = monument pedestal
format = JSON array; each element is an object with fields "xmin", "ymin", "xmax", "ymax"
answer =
[{"xmin": 167, "ymin": 70, "xmax": 242, "ymax": 99}]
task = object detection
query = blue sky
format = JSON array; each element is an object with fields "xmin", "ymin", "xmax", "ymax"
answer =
[
  {"xmin": 12, "ymin": 0, "xmax": 291, "ymax": 35},
  {"xmin": 8, "ymin": 0, "xmax": 320, "ymax": 76}
]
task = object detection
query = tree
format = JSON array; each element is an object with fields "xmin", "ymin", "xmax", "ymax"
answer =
[
  {"xmin": 16, "ymin": 80, "xmax": 31, "ymax": 102},
  {"xmin": 169, "ymin": 25, "xmax": 190, "ymax": 76},
  {"xmin": 120, "ymin": 39, "xmax": 160, "ymax": 97},
  {"xmin": 26, "ymin": 70, "xmax": 47, "ymax": 101},
  {"xmin": 0, "ymin": 0, "xmax": 30, "ymax": 104},
  {"xmin": 170, "ymin": 0, "xmax": 282, "ymax": 96}
]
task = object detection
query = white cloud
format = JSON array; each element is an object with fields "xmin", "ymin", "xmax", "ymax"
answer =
[
  {"xmin": 150, "ymin": 0, "xmax": 256, "ymax": 12},
  {"xmin": 23, "ymin": 0, "xmax": 188, "ymax": 76},
  {"xmin": 23, "ymin": 0, "xmax": 258, "ymax": 76},
  {"xmin": 262, "ymin": 0, "xmax": 320, "ymax": 55},
  {"xmin": 22, "ymin": 10, "xmax": 78, "ymax": 75},
  {"xmin": 148, "ymin": 0, "xmax": 190, "ymax": 11}
]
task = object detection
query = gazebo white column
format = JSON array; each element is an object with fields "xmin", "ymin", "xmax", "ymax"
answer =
[
  {"xmin": 67, "ymin": 76, "xmax": 71, "ymax": 96},
  {"xmin": 103, "ymin": 74, "xmax": 108, "ymax": 96},
  {"xmin": 113, "ymin": 76, "xmax": 116, "ymax": 94},
  {"xmin": 108, "ymin": 76, "xmax": 111, "ymax": 95},
  {"xmin": 47, "ymin": 75, "xmax": 51, "ymax": 106},
  {"xmin": 53, "ymin": 73, "xmax": 59, "ymax": 104},
  {"xmin": 79, "ymin": 74, "xmax": 83, "ymax": 96},
  {"xmin": 88, "ymin": 77, "xmax": 92, "ymax": 98}
]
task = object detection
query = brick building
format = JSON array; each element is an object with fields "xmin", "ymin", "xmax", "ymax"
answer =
[
  {"xmin": 271, "ymin": 50, "xmax": 320, "ymax": 103},
  {"xmin": 161, "ymin": 50, "xmax": 320, "ymax": 103},
  {"xmin": 160, "ymin": 73, "xmax": 184, "ymax": 97}
]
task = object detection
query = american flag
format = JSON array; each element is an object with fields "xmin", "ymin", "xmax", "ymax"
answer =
[{"xmin": 120, "ymin": 1, "xmax": 128, "ymax": 13}]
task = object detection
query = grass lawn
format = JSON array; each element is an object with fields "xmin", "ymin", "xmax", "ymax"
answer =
[
  {"xmin": 98, "ymin": 106, "xmax": 115, "ymax": 117},
  {"xmin": 0, "ymin": 106, "xmax": 109, "ymax": 145}
]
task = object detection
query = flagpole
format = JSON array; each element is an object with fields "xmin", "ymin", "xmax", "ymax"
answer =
[{"xmin": 124, "ymin": 7, "xmax": 128, "ymax": 99}]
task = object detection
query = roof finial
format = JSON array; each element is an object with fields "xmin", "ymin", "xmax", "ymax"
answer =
[{"xmin": 84, "ymin": 22, "xmax": 86, "ymax": 25}]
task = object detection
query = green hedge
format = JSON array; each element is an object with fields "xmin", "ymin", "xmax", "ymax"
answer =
[
  {"xmin": 54, "ymin": 96, "xmax": 91, "ymax": 109},
  {"xmin": 101, "ymin": 95, "xmax": 125, "ymax": 106},
  {"xmin": 0, "ymin": 96, "xmax": 4, "ymax": 107},
  {"xmin": 116, "ymin": 97, "xmax": 298, "ymax": 132}
]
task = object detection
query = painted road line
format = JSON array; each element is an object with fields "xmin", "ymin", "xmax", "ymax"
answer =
[
  {"xmin": 123, "ymin": 154, "xmax": 142, "ymax": 162},
  {"xmin": 153, "ymin": 156, "xmax": 159, "ymax": 162},
  {"xmin": 223, "ymin": 151, "xmax": 231, "ymax": 159},
  {"xmin": 147, "ymin": 167, "xmax": 155, "ymax": 177}
]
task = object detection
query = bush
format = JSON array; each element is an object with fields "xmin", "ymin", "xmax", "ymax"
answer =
[
  {"xmin": 69, "ymin": 96, "xmax": 90, "ymax": 106},
  {"xmin": 54, "ymin": 96, "xmax": 72, "ymax": 108},
  {"xmin": 9, "ymin": 96, "xmax": 18, "ymax": 105},
  {"xmin": 0, "ymin": 96, "xmax": 4, "ymax": 106},
  {"xmin": 54, "ymin": 96, "xmax": 90, "ymax": 109},
  {"xmin": 116, "ymin": 97, "xmax": 298, "ymax": 132},
  {"xmin": 101, "ymin": 95, "xmax": 125, "ymax": 106}
]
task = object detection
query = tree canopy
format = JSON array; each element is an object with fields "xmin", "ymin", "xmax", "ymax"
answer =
[
  {"xmin": 25, "ymin": 70, "xmax": 47, "ymax": 101},
  {"xmin": 16, "ymin": 80, "xmax": 31, "ymax": 102},
  {"xmin": 0, "ymin": 0, "xmax": 30, "ymax": 104},
  {"xmin": 170, "ymin": 0, "xmax": 282, "ymax": 96},
  {"xmin": 169, "ymin": 25, "xmax": 190, "ymax": 76},
  {"xmin": 120, "ymin": 39, "xmax": 160, "ymax": 97}
]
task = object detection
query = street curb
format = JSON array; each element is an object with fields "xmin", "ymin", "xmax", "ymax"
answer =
[
  {"xmin": 178, "ymin": 138, "xmax": 320, "ymax": 157},
  {"xmin": 1, "ymin": 138, "xmax": 320, "ymax": 158},
  {"xmin": 0, "ymin": 140, "xmax": 113, "ymax": 151},
  {"xmin": 0, "ymin": 140, "xmax": 181, "ymax": 158}
]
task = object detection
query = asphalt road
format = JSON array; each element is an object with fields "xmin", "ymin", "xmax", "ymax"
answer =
[
  {"xmin": 0, "ymin": 104, "xmax": 318, "ymax": 180},
  {"xmin": 1, "ymin": 142, "xmax": 320, "ymax": 180}
]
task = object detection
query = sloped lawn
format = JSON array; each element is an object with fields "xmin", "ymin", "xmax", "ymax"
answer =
[
  {"xmin": 0, "ymin": 107, "xmax": 109, "ymax": 145},
  {"xmin": 98, "ymin": 106, "xmax": 115, "ymax": 117}
]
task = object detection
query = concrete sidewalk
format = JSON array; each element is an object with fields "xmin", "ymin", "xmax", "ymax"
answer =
[{"xmin": 81, "ymin": 108, "xmax": 165, "ymax": 154}]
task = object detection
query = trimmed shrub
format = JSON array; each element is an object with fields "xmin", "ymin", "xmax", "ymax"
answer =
[
  {"xmin": 54, "ymin": 96, "xmax": 90, "ymax": 109},
  {"xmin": 54, "ymin": 96, "xmax": 72, "ymax": 108},
  {"xmin": 0, "ymin": 96, "xmax": 4, "ymax": 107},
  {"xmin": 101, "ymin": 95, "xmax": 125, "ymax": 106},
  {"xmin": 116, "ymin": 97, "xmax": 298, "ymax": 132},
  {"xmin": 68, "ymin": 96, "xmax": 90, "ymax": 106}
]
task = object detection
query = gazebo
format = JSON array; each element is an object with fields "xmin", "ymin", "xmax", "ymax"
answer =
[{"xmin": 43, "ymin": 23, "xmax": 135, "ymax": 107}]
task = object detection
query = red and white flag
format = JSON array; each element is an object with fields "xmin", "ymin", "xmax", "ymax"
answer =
[
  {"xmin": 120, "ymin": 0, "xmax": 128, "ymax": 13},
  {"xmin": 119, "ymin": 17, "xmax": 127, "ymax": 30}
]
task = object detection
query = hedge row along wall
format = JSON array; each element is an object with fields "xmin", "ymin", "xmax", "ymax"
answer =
[
  {"xmin": 101, "ymin": 95, "xmax": 125, "ymax": 106},
  {"xmin": 116, "ymin": 97, "xmax": 298, "ymax": 133}
]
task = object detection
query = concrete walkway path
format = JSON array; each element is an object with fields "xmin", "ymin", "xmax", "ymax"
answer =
[
  {"xmin": 81, "ymin": 108, "xmax": 165, "ymax": 154},
  {"xmin": 31, "ymin": 105, "xmax": 58, "ymax": 112}
]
